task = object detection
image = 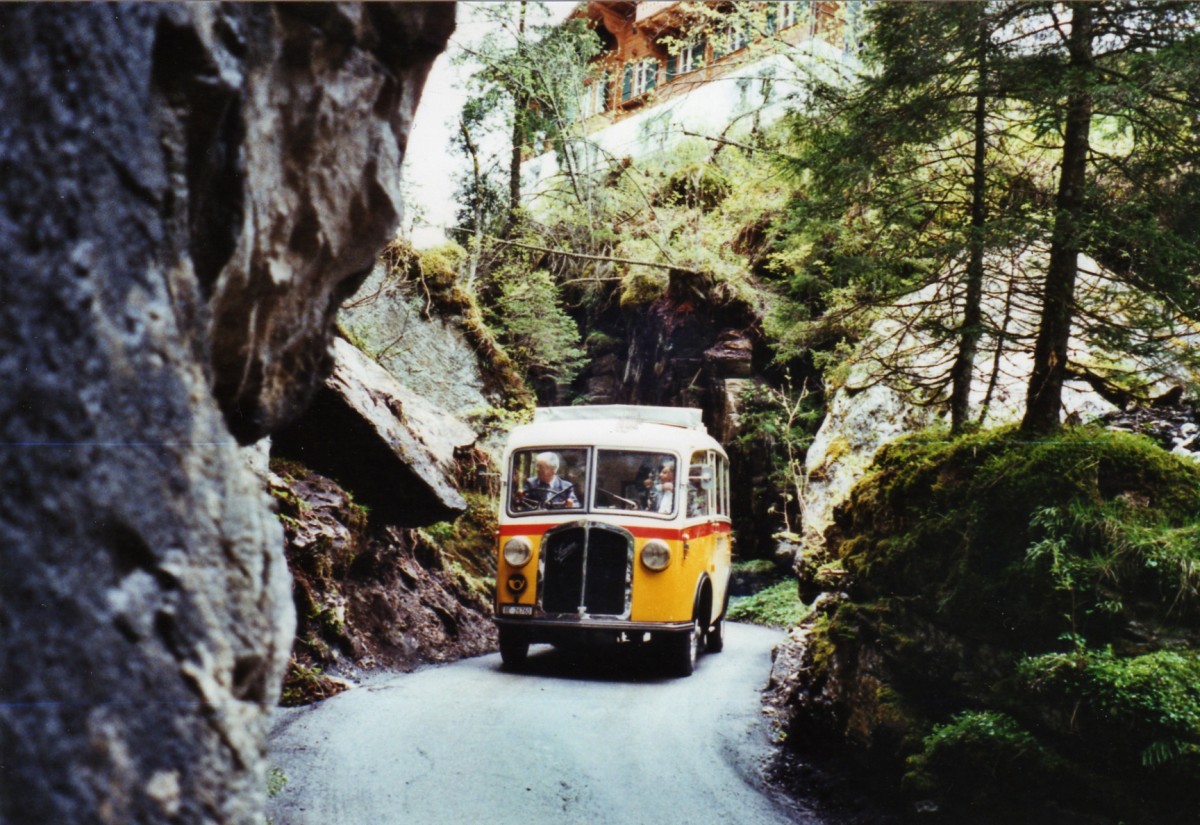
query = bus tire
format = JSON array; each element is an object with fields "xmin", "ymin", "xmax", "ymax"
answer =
[
  {"xmin": 671, "ymin": 616, "xmax": 701, "ymax": 677},
  {"xmin": 498, "ymin": 627, "xmax": 529, "ymax": 670},
  {"xmin": 705, "ymin": 614, "xmax": 725, "ymax": 653}
]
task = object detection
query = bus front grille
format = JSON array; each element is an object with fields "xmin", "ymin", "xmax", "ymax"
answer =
[{"xmin": 540, "ymin": 522, "xmax": 632, "ymax": 617}]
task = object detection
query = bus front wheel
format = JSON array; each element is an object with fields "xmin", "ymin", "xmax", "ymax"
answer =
[
  {"xmin": 669, "ymin": 617, "xmax": 701, "ymax": 677},
  {"xmin": 705, "ymin": 614, "xmax": 725, "ymax": 653}
]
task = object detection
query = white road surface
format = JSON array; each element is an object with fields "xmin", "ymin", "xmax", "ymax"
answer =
[{"xmin": 266, "ymin": 623, "xmax": 827, "ymax": 825}]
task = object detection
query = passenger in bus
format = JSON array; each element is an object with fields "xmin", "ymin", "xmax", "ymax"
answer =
[
  {"xmin": 652, "ymin": 461, "xmax": 676, "ymax": 514},
  {"xmin": 522, "ymin": 452, "xmax": 579, "ymax": 508}
]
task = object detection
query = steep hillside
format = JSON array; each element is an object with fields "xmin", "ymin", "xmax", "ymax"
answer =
[{"xmin": 270, "ymin": 461, "xmax": 495, "ymax": 705}]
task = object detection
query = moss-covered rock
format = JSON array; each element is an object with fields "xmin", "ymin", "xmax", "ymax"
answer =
[
  {"xmin": 834, "ymin": 425, "xmax": 1200, "ymax": 648},
  {"xmin": 773, "ymin": 426, "xmax": 1200, "ymax": 822},
  {"xmin": 270, "ymin": 460, "xmax": 497, "ymax": 705}
]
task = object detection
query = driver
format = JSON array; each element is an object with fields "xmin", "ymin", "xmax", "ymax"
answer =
[{"xmin": 521, "ymin": 452, "xmax": 579, "ymax": 508}]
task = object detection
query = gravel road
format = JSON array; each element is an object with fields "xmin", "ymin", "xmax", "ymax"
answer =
[{"xmin": 266, "ymin": 623, "xmax": 829, "ymax": 825}]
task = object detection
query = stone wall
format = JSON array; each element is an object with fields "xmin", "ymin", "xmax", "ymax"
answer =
[{"xmin": 0, "ymin": 4, "xmax": 453, "ymax": 823}]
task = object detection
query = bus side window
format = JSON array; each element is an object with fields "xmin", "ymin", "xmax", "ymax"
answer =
[
  {"xmin": 688, "ymin": 451, "xmax": 713, "ymax": 517},
  {"xmin": 713, "ymin": 453, "xmax": 726, "ymax": 516}
]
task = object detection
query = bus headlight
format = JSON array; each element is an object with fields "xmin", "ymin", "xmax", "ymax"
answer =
[
  {"xmin": 503, "ymin": 536, "xmax": 532, "ymax": 567},
  {"xmin": 640, "ymin": 539, "xmax": 671, "ymax": 572}
]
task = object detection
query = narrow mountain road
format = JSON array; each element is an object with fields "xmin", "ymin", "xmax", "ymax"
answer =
[{"xmin": 267, "ymin": 623, "xmax": 827, "ymax": 825}]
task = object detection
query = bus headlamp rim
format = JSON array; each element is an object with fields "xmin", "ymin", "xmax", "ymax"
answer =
[
  {"xmin": 640, "ymin": 539, "xmax": 671, "ymax": 572},
  {"xmin": 503, "ymin": 536, "xmax": 533, "ymax": 567}
]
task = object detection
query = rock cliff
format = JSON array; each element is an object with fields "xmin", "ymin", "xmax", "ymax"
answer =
[{"xmin": 0, "ymin": 4, "xmax": 452, "ymax": 823}]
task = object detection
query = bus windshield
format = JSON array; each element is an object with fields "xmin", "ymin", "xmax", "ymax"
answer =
[{"xmin": 508, "ymin": 448, "xmax": 678, "ymax": 516}]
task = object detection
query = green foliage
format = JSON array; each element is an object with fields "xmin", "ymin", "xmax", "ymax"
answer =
[
  {"xmin": 618, "ymin": 268, "xmax": 668, "ymax": 310},
  {"xmin": 903, "ymin": 711, "xmax": 1061, "ymax": 809},
  {"xmin": 418, "ymin": 243, "xmax": 467, "ymax": 292},
  {"xmin": 583, "ymin": 329, "xmax": 621, "ymax": 355},
  {"xmin": 733, "ymin": 559, "xmax": 777, "ymax": 576},
  {"xmin": 808, "ymin": 424, "xmax": 1200, "ymax": 818},
  {"xmin": 452, "ymin": 2, "xmax": 603, "ymax": 234},
  {"xmin": 280, "ymin": 661, "xmax": 346, "ymax": 707},
  {"xmin": 727, "ymin": 580, "xmax": 811, "ymax": 628},
  {"xmin": 664, "ymin": 162, "xmax": 732, "ymax": 209},
  {"xmin": 837, "ymin": 425, "xmax": 1200, "ymax": 643},
  {"xmin": 733, "ymin": 378, "xmax": 821, "ymax": 533},
  {"xmin": 266, "ymin": 767, "xmax": 288, "ymax": 799},
  {"xmin": 1019, "ymin": 648, "xmax": 1200, "ymax": 770},
  {"xmin": 417, "ymin": 490, "xmax": 501, "ymax": 591},
  {"xmin": 771, "ymin": 2, "xmax": 1200, "ymax": 428}
]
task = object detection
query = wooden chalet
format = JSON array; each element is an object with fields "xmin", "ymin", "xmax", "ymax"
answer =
[{"xmin": 570, "ymin": 1, "xmax": 847, "ymax": 126}]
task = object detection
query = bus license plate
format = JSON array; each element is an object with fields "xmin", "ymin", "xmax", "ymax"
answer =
[{"xmin": 501, "ymin": 604, "xmax": 533, "ymax": 616}]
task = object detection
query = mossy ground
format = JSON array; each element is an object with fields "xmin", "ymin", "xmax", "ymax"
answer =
[
  {"xmin": 795, "ymin": 425, "xmax": 1200, "ymax": 822},
  {"xmin": 728, "ymin": 580, "xmax": 811, "ymax": 628}
]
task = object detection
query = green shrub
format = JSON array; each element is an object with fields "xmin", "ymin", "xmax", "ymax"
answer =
[
  {"xmin": 619, "ymin": 268, "xmax": 668, "ymax": 309},
  {"xmin": 418, "ymin": 242, "xmax": 467, "ymax": 290},
  {"xmin": 904, "ymin": 711, "xmax": 1061, "ymax": 810},
  {"xmin": 836, "ymin": 426, "xmax": 1200, "ymax": 646},
  {"xmin": 666, "ymin": 162, "xmax": 732, "ymax": 209},
  {"xmin": 1020, "ymin": 648, "xmax": 1200, "ymax": 769},
  {"xmin": 487, "ymin": 268, "xmax": 586, "ymax": 384},
  {"xmin": 733, "ymin": 559, "xmax": 777, "ymax": 576}
]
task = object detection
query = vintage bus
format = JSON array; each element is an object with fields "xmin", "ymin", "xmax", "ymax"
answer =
[{"xmin": 494, "ymin": 405, "xmax": 732, "ymax": 676}]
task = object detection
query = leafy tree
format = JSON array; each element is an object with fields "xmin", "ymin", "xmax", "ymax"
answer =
[
  {"xmin": 772, "ymin": 2, "xmax": 1030, "ymax": 433},
  {"xmin": 452, "ymin": 2, "xmax": 601, "ymax": 237},
  {"xmin": 483, "ymin": 265, "xmax": 586, "ymax": 394}
]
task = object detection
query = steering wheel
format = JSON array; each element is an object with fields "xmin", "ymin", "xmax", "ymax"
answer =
[{"xmin": 544, "ymin": 484, "xmax": 578, "ymax": 507}]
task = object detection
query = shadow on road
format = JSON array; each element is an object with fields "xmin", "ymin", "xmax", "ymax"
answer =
[{"xmin": 499, "ymin": 643, "xmax": 690, "ymax": 684}]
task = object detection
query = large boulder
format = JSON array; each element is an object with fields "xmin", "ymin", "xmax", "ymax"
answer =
[
  {"xmin": 339, "ymin": 259, "xmax": 495, "ymax": 419},
  {"xmin": 0, "ymin": 4, "xmax": 453, "ymax": 824},
  {"xmin": 272, "ymin": 338, "xmax": 472, "ymax": 525}
]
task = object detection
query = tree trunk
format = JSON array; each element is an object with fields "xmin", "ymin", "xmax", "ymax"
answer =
[
  {"xmin": 949, "ymin": 11, "xmax": 990, "ymax": 435},
  {"xmin": 458, "ymin": 117, "xmax": 484, "ymax": 291},
  {"xmin": 1021, "ymin": 3, "xmax": 1094, "ymax": 435},
  {"xmin": 505, "ymin": 0, "xmax": 528, "ymax": 235}
]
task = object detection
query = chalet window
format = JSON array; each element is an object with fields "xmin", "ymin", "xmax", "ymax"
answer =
[
  {"xmin": 579, "ymin": 73, "xmax": 611, "ymax": 119},
  {"xmin": 712, "ymin": 21, "xmax": 749, "ymax": 59},
  {"xmin": 666, "ymin": 36, "xmax": 706, "ymax": 81},
  {"xmin": 621, "ymin": 57, "xmax": 658, "ymax": 102},
  {"xmin": 777, "ymin": 1, "xmax": 799, "ymax": 30}
]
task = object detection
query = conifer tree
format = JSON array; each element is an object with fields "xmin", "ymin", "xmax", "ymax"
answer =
[
  {"xmin": 775, "ymin": 1, "xmax": 1020, "ymax": 434},
  {"xmin": 1017, "ymin": 1, "xmax": 1200, "ymax": 432},
  {"xmin": 776, "ymin": 1, "xmax": 1200, "ymax": 433}
]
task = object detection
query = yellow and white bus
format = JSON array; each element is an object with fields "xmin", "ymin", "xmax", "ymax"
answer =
[{"xmin": 494, "ymin": 406, "xmax": 732, "ymax": 676}]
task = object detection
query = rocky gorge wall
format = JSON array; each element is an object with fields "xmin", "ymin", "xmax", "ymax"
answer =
[{"xmin": 0, "ymin": 5, "xmax": 452, "ymax": 823}]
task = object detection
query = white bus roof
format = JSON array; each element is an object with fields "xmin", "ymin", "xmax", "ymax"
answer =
[
  {"xmin": 507, "ymin": 406, "xmax": 724, "ymax": 457},
  {"xmin": 533, "ymin": 405, "xmax": 704, "ymax": 430}
]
